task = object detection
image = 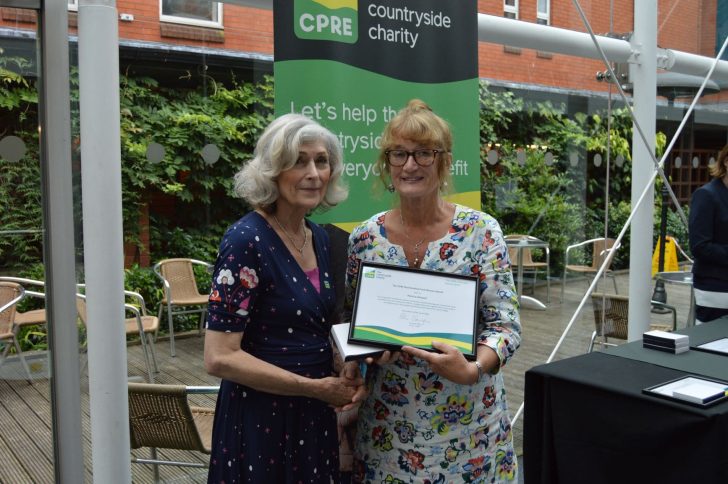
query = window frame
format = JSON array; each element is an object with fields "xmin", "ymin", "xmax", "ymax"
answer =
[
  {"xmin": 537, "ymin": 0, "xmax": 550, "ymax": 26},
  {"xmin": 504, "ymin": 0, "xmax": 519, "ymax": 20},
  {"xmin": 159, "ymin": 0, "xmax": 224, "ymax": 29}
]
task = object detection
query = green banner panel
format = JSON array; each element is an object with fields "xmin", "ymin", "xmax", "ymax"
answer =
[{"xmin": 274, "ymin": 0, "xmax": 479, "ymax": 229}]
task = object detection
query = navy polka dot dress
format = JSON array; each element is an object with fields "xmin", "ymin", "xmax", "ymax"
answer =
[{"xmin": 206, "ymin": 212, "xmax": 339, "ymax": 483}]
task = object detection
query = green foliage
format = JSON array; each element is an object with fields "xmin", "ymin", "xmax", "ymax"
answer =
[
  {"xmin": 116, "ymin": 74, "xmax": 273, "ymax": 251},
  {"xmin": 478, "ymin": 80, "xmax": 673, "ymax": 272},
  {"xmin": 0, "ymin": 56, "xmax": 43, "ymax": 268},
  {"xmin": 482, "ymin": 146, "xmax": 583, "ymax": 273},
  {"xmin": 1, "ymin": 66, "xmax": 273, "ymax": 270}
]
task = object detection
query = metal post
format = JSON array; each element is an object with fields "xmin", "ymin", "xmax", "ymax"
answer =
[
  {"xmin": 78, "ymin": 0, "xmax": 132, "ymax": 481},
  {"xmin": 627, "ymin": 0, "xmax": 657, "ymax": 341}
]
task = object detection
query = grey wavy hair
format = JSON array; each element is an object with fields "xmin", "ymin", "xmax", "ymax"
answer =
[{"xmin": 234, "ymin": 113, "xmax": 348, "ymax": 211}]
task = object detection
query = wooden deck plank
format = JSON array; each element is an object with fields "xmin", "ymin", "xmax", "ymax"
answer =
[{"xmin": 0, "ymin": 393, "xmax": 54, "ymax": 482}]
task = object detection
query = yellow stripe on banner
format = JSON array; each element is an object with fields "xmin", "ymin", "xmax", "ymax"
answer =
[
  {"xmin": 444, "ymin": 190, "xmax": 480, "ymax": 211},
  {"xmin": 331, "ymin": 191, "xmax": 481, "ymax": 234},
  {"xmin": 312, "ymin": 0, "xmax": 357, "ymax": 11},
  {"xmin": 359, "ymin": 327, "xmax": 472, "ymax": 351}
]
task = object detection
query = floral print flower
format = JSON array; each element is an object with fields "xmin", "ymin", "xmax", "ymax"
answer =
[
  {"xmin": 381, "ymin": 370, "xmax": 409, "ymax": 406},
  {"xmin": 414, "ymin": 372, "xmax": 443, "ymax": 395},
  {"xmin": 216, "ymin": 268, "xmax": 235, "ymax": 286},
  {"xmin": 393, "ymin": 420, "xmax": 416, "ymax": 444},
  {"xmin": 371, "ymin": 426, "xmax": 394, "ymax": 452},
  {"xmin": 373, "ymin": 400, "xmax": 390, "ymax": 420},
  {"xmin": 463, "ymin": 454, "xmax": 492, "ymax": 483},
  {"xmin": 469, "ymin": 424, "xmax": 490, "ymax": 449},
  {"xmin": 482, "ymin": 384, "xmax": 496, "ymax": 408},
  {"xmin": 397, "ymin": 449, "xmax": 425, "ymax": 475},
  {"xmin": 238, "ymin": 266, "xmax": 258, "ymax": 289},
  {"xmin": 496, "ymin": 447, "xmax": 517, "ymax": 480},
  {"xmin": 431, "ymin": 394, "xmax": 473, "ymax": 434},
  {"xmin": 439, "ymin": 242, "xmax": 458, "ymax": 260}
]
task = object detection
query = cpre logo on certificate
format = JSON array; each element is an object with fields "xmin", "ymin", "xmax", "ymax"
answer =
[{"xmin": 349, "ymin": 261, "xmax": 479, "ymax": 359}]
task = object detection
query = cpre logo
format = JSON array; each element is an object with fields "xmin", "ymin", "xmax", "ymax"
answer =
[{"xmin": 294, "ymin": 0, "xmax": 358, "ymax": 44}]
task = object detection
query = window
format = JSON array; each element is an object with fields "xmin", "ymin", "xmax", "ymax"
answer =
[
  {"xmin": 68, "ymin": 0, "xmax": 77, "ymax": 11},
  {"xmin": 537, "ymin": 0, "xmax": 550, "ymax": 25},
  {"xmin": 160, "ymin": 0, "xmax": 223, "ymax": 29},
  {"xmin": 504, "ymin": 0, "xmax": 519, "ymax": 20}
]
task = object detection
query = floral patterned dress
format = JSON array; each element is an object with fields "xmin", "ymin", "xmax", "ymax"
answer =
[
  {"xmin": 346, "ymin": 205, "xmax": 521, "ymax": 483},
  {"xmin": 206, "ymin": 211, "xmax": 340, "ymax": 484}
]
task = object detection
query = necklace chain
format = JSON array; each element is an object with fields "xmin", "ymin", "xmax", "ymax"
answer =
[
  {"xmin": 399, "ymin": 210, "xmax": 426, "ymax": 267},
  {"xmin": 273, "ymin": 214, "xmax": 308, "ymax": 256}
]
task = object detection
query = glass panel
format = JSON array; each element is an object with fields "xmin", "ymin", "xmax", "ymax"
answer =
[
  {"xmin": 111, "ymin": 4, "xmax": 271, "ymax": 481},
  {"xmin": 0, "ymin": 7, "xmax": 58, "ymax": 482}
]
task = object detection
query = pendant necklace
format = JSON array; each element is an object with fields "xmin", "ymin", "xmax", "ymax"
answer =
[
  {"xmin": 399, "ymin": 210, "xmax": 426, "ymax": 267},
  {"xmin": 273, "ymin": 214, "xmax": 308, "ymax": 256}
]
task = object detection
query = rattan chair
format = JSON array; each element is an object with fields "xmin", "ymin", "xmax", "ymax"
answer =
[
  {"xmin": 588, "ymin": 293, "xmax": 677, "ymax": 353},
  {"xmin": 505, "ymin": 234, "xmax": 551, "ymax": 303},
  {"xmin": 0, "ymin": 277, "xmax": 47, "ymax": 329},
  {"xmin": 128, "ymin": 382, "xmax": 217, "ymax": 483},
  {"xmin": 76, "ymin": 291, "xmax": 160, "ymax": 382},
  {"xmin": 561, "ymin": 237, "xmax": 620, "ymax": 303},
  {"xmin": 0, "ymin": 282, "xmax": 33, "ymax": 384},
  {"xmin": 153, "ymin": 258, "xmax": 212, "ymax": 357}
]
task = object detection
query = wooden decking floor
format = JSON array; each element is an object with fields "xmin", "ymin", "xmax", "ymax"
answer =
[{"xmin": 0, "ymin": 273, "xmax": 693, "ymax": 483}]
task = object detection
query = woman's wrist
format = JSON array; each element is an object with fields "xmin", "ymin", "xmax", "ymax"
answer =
[{"xmin": 471, "ymin": 360, "xmax": 483, "ymax": 385}]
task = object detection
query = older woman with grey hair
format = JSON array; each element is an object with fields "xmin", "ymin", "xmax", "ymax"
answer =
[{"xmin": 204, "ymin": 113, "xmax": 363, "ymax": 483}]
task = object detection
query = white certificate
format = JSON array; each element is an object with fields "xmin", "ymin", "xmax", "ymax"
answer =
[{"xmin": 349, "ymin": 261, "xmax": 479, "ymax": 358}]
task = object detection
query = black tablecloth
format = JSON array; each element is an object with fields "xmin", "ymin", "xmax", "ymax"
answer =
[{"xmin": 524, "ymin": 351, "xmax": 728, "ymax": 483}]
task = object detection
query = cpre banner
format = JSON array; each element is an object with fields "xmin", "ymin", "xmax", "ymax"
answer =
[{"xmin": 274, "ymin": 0, "xmax": 479, "ymax": 231}]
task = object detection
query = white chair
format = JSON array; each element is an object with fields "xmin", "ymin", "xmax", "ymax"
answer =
[
  {"xmin": 561, "ymin": 237, "xmax": 620, "ymax": 303},
  {"xmin": 76, "ymin": 290, "xmax": 160, "ymax": 382}
]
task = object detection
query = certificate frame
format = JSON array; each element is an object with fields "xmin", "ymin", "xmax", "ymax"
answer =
[
  {"xmin": 691, "ymin": 337, "xmax": 728, "ymax": 357},
  {"xmin": 642, "ymin": 375, "xmax": 728, "ymax": 408},
  {"xmin": 348, "ymin": 261, "xmax": 479, "ymax": 360}
]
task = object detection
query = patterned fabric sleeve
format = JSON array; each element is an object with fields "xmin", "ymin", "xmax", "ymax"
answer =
[
  {"xmin": 206, "ymin": 224, "xmax": 263, "ymax": 333},
  {"xmin": 474, "ymin": 218, "xmax": 522, "ymax": 373},
  {"xmin": 343, "ymin": 224, "xmax": 367, "ymax": 322}
]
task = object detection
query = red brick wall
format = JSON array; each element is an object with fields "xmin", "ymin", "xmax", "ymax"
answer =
[{"xmin": 2, "ymin": 1, "xmax": 719, "ymax": 96}]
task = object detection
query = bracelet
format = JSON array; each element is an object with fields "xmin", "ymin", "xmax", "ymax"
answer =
[{"xmin": 473, "ymin": 360, "xmax": 484, "ymax": 383}]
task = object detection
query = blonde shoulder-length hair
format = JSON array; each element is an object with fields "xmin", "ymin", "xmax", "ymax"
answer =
[{"xmin": 234, "ymin": 113, "xmax": 348, "ymax": 211}]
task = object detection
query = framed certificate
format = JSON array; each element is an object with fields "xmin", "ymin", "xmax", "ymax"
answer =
[
  {"xmin": 692, "ymin": 337, "xmax": 728, "ymax": 356},
  {"xmin": 349, "ymin": 261, "xmax": 479, "ymax": 359},
  {"xmin": 643, "ymin": 375, "xmax": 728, "ymax": 408}
]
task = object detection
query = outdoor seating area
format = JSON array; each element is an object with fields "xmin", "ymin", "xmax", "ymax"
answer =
[{"xmin": 0, "ymin": 270, "xmax": 697, "ymax": 482}]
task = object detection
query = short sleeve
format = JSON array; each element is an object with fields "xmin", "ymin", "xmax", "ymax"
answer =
[
  {"xmin": 474, "ymin": 219, "xmax": 522, "ymax": 372},
  {"xmin": 206, "ymin": 223, "xmax": 263, "ymax": 333}
]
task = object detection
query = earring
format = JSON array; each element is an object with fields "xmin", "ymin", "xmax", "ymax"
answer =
[{"xmin": 387, "ymin": 184, "xmax": 395, "ymax": 193}]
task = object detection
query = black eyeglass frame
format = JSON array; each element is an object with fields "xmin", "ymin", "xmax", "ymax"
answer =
[{"xmin": 384, "ymin": 149, "xmax": 447, "ymax": 167}]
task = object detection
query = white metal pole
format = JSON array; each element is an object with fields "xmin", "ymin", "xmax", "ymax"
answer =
[
  {"xmin": 627, "ymin": 0, "xmax": 657, "ymax": 341},
  {"xmin": 78, "ymin": 0, "xmax": 131, "ymax": 481}
]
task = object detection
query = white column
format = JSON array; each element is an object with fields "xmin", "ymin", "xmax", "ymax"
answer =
[
  {"xmin": 78, "ymin": 0, "xmax": 131, "ymax": 481},
  {"xmin": 627, "ymin": 0, "xmax": 657, "ymax": 341}
]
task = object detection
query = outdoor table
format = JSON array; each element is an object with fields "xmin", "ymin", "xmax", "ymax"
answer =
[
  {"xmin": 505, "ymin": 237, "xmax": 549, "ymax": 311},
  {"xmin": 656, "ymin": 271, "xmax": 695, "ymax": 327},
  {"xmin": 524, "ymin": 317, "xmax": 728, "ymax": 484}
]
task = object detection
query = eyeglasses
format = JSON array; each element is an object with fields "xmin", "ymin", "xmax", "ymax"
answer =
[{"xmin": 384, "ymin": 149, "xmax": 444, "ymax": 167}]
